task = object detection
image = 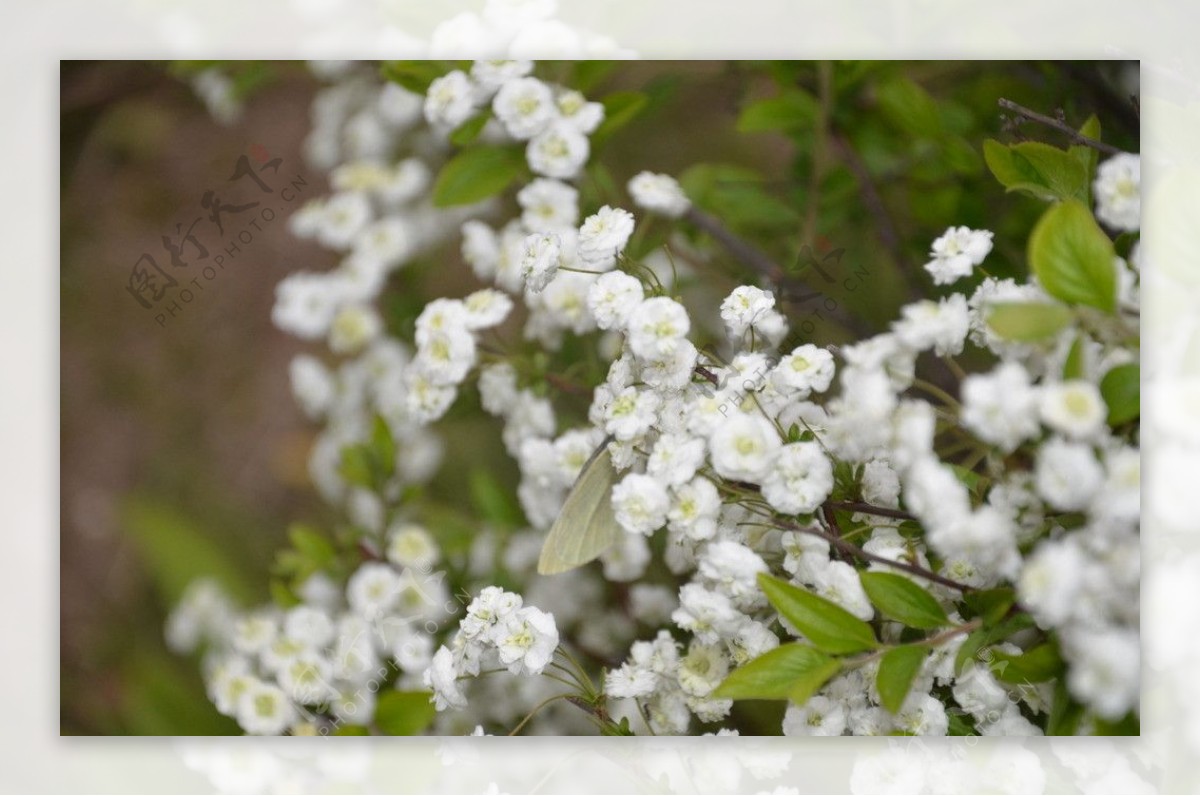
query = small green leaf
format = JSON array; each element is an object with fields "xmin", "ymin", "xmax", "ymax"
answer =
[
  {"xmin": 1069, "ymin": 115, "xmax": 1102, "ymax": 194},
  {"xmin": 374, "ymin": 691, "xmax": 436, "ymax": 736},
  {"xmin": 333, "ymin": 724, "xmax": 371, "ymax": 736},
  {"xmin": 983, "ymin": 140, "xmax": 1089, "ymax": 202},
  {"xmin": 371, "ymin": 414, "xmax": 397, "ymax": 479},
  {"xmin": 713, "ymin": 643, "xmax": 840, "ymax": 702},
  {"xmin": 1029, "ymin": 199, "xmax": 1118, "ymax": 312},
  {"xmin": 986, "ymin": 301, "xmax": 1074, "ymax": 342},
  {"xmin": 1047, "ymin": 679, "xmax": 1085, "ymax": 736},
  {"xmin": 876, "ymin": 646, "xmax": 930, "ymax": 714},
  {"xmin": 1100, "ymin": 363, "xmax": 1140, "ymax": 426},
  {"xmin": 449, "ymin": 112, "xmax": 490, "ymax": 147},
  {"xmin": 758, "ymin": 574, "xmax": 878, "ymax": 654},
  {"xmin": 962, "ymin": 587, "xmax": 1015, "ymax": 626},
  {"xmin": 955, "ymin": 613, "xmax": 1037, "ymax": 675},
  {"xmin": 1063, "ymin": 334, "xmax": 1086, "ymax": 380},
  {"xmin": 289, "ymin": 524, "xmax": 335, "ymax": 567},
  {"xmin": 380, "ymin": 60, "xmax": 457, "ymax": 94},
  {"xmin": 339, "ymin": 444, "xmax": 375, "ymax": 490},
  {"xmin": 859, "ymin": 572, "xmax": 950, "ymax": 630},
  {"xmin": 990, "ymin": 642, "xmax": 1064, "ymax": 684},
  {"xmin": 269, "ymin": 578, "xmax": 301, "ymax": 609},
  {"xmin": 737, "ymin": 89, "xmax": 818, "ymax": 134},
  {"xmin": 432, "ymin": 146, "xmax": 526, "ymax": 207},
  {"xmin": 591, "ymin": 91, "xmax": 648, "ymax": 146}
]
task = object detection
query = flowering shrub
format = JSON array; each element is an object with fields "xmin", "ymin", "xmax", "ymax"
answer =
[{"xmin": 168, "ymin": 54, "xmax": 1140, "ymax": 736}]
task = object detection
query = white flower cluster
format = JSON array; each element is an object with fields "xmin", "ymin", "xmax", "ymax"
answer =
[
  {"xmin": 166, "ymin": 523, "xmax": 451, "ymax": 735},
  {"xmin": 178, "ymin": 52, "xmax": 1140, "ymax": 737},
  {"xmin": 426, "ymin": 587, "xmax": 559, "ymax": 712}
]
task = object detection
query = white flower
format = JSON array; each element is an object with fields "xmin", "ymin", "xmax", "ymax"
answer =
[
  {"xmin": 1062, "ymin": 627, "xmax": 1139, "ymax": 720},
  {"xmin": 677, "ymin": 642, "xmax": 729, "ymax": 697},
  {"xmin": 770, "ymin": 344, "xmax": 835, "ymax": 397},
  {"xmin": 605, "ymin": 663, "xmax": 658, "ymax": 699},
  {"xmin": 236, "ymin": 681, "xmax": 297, "ymax": 735},
  {"xmin": 892, "ymin": 294, "xmax": 970, "ymax": 356},
  {"xmin": 386, "ymin": 523, "xmax": 439, "ymax": 571},
  {"xmin": 1018, "ymin": 539, "xmax": 1086, "ymax": 628},
  {"xmin": 478, "ymin": 362, "xmax": 519, "ymax": 416},
  {"xmin": 461, "ymin": 220, "xmax": 500, "ymax": 282},
  {"xmin": 283, "ymin": 605, "xmax": 335, "ymax": 648},
  {"xmin": 672, "ymin": 584, "xmax": 743, "ymax": 644},
  {"xmin": 272, "ymin": 272, "xmax": 341, "ymax": 340},
  {"xmin": 628, "ymin": 171, "xmax": 690, "ymax": 218},
  {"xmin": 1035, "ymin": 437, "xmax": 1104, "ymax": 511},
  {"xmin": 603, "ymin": 385, "xmax": 660, "ymax": 441},
  {"xmin": 667, "ymin": 476, "xmax": 721, "ymax": 541},
  {"xmin": 577, "ymin": 205, "xmax": 636, "ymax": 267},
  {"xmin": 626, "ymin": 296, "xmax": 691, "ymax": 362},
  {"xmin": 289, "ymin": 355, "xmax": 335, "ymax": 420},
  {"xmin": 555, "ymin": 89, "xmax": 605, "ymax": 134},
  {"xmin": 961, "ymin": 362, "xmax": 1041, "ymax": 452},
  {"xmin": 924, "ymin": 226, "xmax": 994, "ymax": 285},
  {"xmin": 783, "ymin": 696, "xmax": 846, "ymax": 736},
  {"xmin": 600, "ymin": 532, "xmax": 651, "ymax": 582},
  {"xmin": 812, "ymin": 560, "xmax": 874, "ymax": 620},
  {"xmin": 647, "ymin": 433, "xmax": 707, "ymax": 487},
  {"xmin": 1039, "ymin": 380, "xmax": 1107, "ymax": 440},
  {"xmin": 462, "ymin": 288, "xmax": 513, "ymax": 330},
  {"xmin": 469, "ymin": 59, "xmax": 534, "ymax": 92},
  {"xmin": 587, "ymin": 270, "xmax": 645, "ymax": 331},
  {"xmin": 699, "ymin": 541, "xmax": 768, "ymax": 606},
  {"xmin": 491, "ymin": 606, "xmax": 559, "ymax": 675},
  {"xmin": 720, "ymin": 285, "xmax": 775, "ymax": 340},
  {"xmin": 424, "ymin": 70, "xmax": 477, "ymax": 128},
  {"xmin": 346, "ymin": 562, "xmax": 402, "ymax": 618},
  {"xmin": 926, "ymin": 505, "xmax": 1021, "ymax": 583},
  {"xmin": 492, "ymin": 76, "xmax": 557, "ymax": 139},
  {"xmin": 894, "ymin": 692, "xmax": 949, "ymax": 736},
  {"xmin": 517, "ymin": 178, "xmax": 579, "ymax": 232},
  {"xmin": 461, "ymin": 586, "xmax": 523, "ymax": 642},
  {"xmin": 329, "ymin": 304, "xmax": 382, "ymax": 355},
  {"xmin": 425, "ymin": 646, "xmax": 468, "ymax": 711},
  {"xmin": 415, "ymin": 323, "xmax": 477, "ymax": 386},
  {"xmin": 709, "ymin": 413, "xmax": 782, "ymax": 484},
  {"xmin": 611, "ymin": 473, "xmax": 670, "ymax": 535},
  {"xmin": 761, "ymin": 442, "xmax": 833, "ymax": 515},
  {"xmin": 519, "ymin": 232, "xmax": 562, "ymax": 293},
  {"xmin": 526, "ymin": 121, "xmax": 589, "ymax": 179},
  {"xmin": 1093, "ymin": 153, "xmax": 1140, "ymax": 232}
]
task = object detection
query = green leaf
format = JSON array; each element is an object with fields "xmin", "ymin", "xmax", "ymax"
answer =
[
  {"xmin": 875, "ymin": 76, "xmax": 942, "ymax": 138},
  {"xmin": 1063, "ymin": 334, "xmax": 1086, "ymax": 380},
  {"xmin": 371, "ymin": 414, "xmax": 397, "ymax": 479},
  {"xmin": 714, "ymin": 643, "xmax": 840, "ymax": 702},
  {"xmin": 737, "ymin": 89, "xmax": 818, "ymax": 134},
  {"xmin": 1100, "ymin": 363, "xmax": 1140, "ymax": 426},
  {"xmin": 859, "ymin": 572, "xmax": 950, "ymax": 630},
  {"xmin": 1069, "ymin": 115, "xmax": 1102, "ymax": 194},
  {"xmin": 374, "ymin": 691, "xmax": 437, "ymax": 736},
  {"xmin": 986, "ymin": 301, "xmax": 1074, "ymax": 341},
  {"xmin": 333, "ymin": 724, "xmax": 371, "ymax": 736},
  {"xmin": 758, "ymin": 574, "xmax": 878, "ymax": 654},
  {"xmin": 381, "ymin": 60, "xmax": 456, "ymax": 94},
  {"xmin": 876, "ymin": 646, "xmax": 930, "ymax": 714},
  {"xmin": 339, "ymin": 444, "xmax": 375, "ymax": 490},
  {"xmin": 469, "ymin": 468, "xmax": 524, "ymax": 528},
  {"xmin": 1047, "ymin": 679, "xmax": 1085, "ymax": 735},
  {"xmin": 449, "ymin": 112, "xmax": 490, "ymax": 147},
  {"xmin": 961, "ymin": 588, "xmax": 1015, "ymax": 626},
  {"xmin": 289, "ymin": 524, "xmax": 335, "ymax": 567},
  {"xmin": 591, "ymin": 91, "xmax": 648, "ymax": 146},
  {"xmin": 269, "ymin": 578, "xmax": 301, "ymax": 609},
  {"xmin": 990, "ymin": 642, "xmax": 1064, "ymax": 684},
  {"xmin": 983, "ymin": 140, "xmax": 1089, "ymax": 202},
  {"xmin": 432, "ymin": 146, "xmax": 526, "ymax": 207},
  {"xmin": 955, "ymin": 612, "xmax": 1037, "ymax": 675},
  {"xmin": 1028, "ymin": 199, "xmax": 1118, "ymax": 312}
]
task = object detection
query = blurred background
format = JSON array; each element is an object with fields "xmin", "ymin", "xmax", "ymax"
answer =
[{"xmin": 59, "ymin": 60, "xmax": 1138, "ymax": 734}]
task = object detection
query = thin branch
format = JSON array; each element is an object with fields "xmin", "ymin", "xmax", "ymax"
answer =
[
  {"xmin": 998, "ymin": 98, "xmax": 1124, "ymax": 155},
  {"xmin": 683, "ymin": 206, "xmax": 809, "ymax": 297},
  {"xmin": 779, "ymin": 514, "xmax": 975, "ymax": 593},
  {"xmin": 828, "ymin": 501, "xmax": 916, "ymax": 522}
]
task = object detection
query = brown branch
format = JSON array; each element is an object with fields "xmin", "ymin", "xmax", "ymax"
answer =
[
  {"xmin": 780, "ymin": 514, "xmax": 975, "ymax": 593},
  {"xmin": 828, "ymin": 501, "xmax": 916, "ymax": 522},
  {"xmin": 998, "ymin": 98, "xmax": 1124, "ymax": 156}
]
